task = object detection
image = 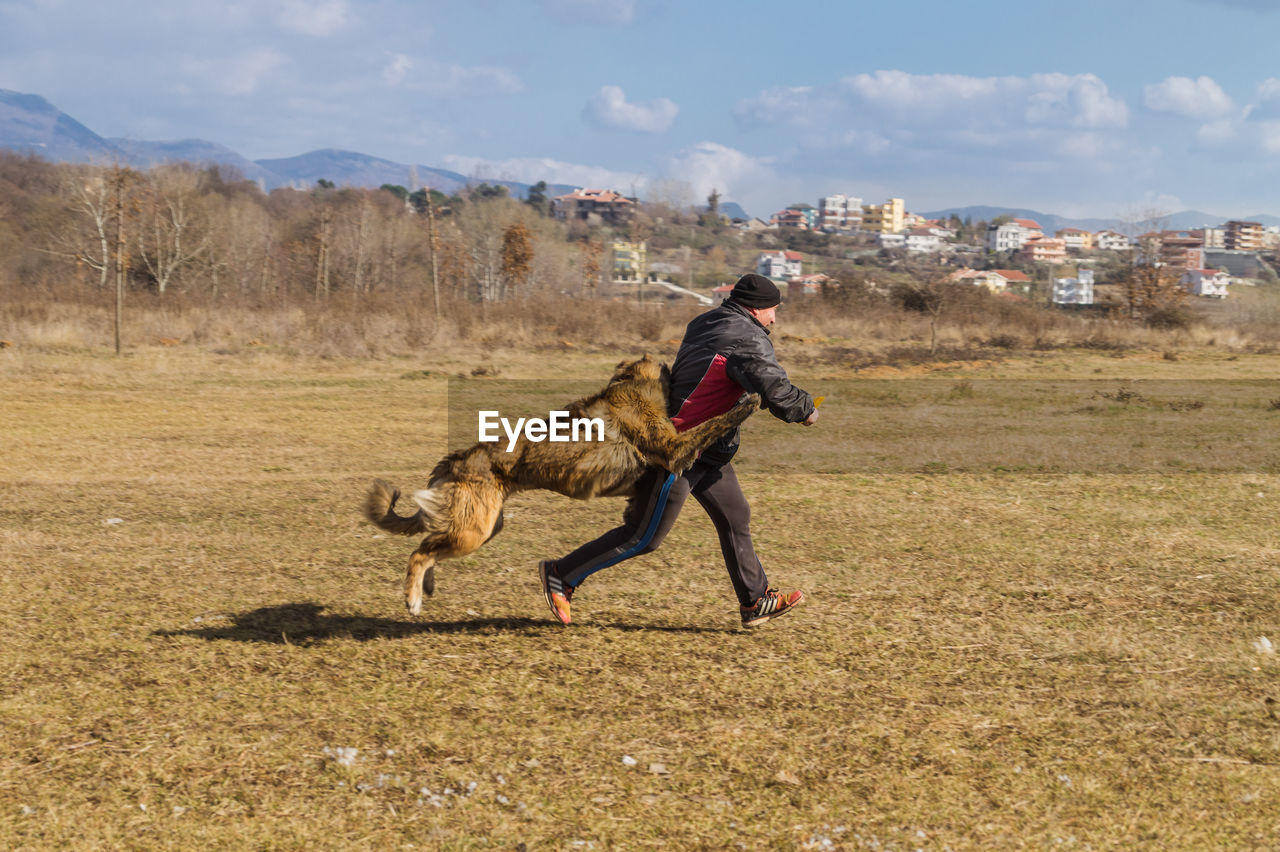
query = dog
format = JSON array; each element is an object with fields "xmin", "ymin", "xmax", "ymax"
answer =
[{"xmin": 364, "ymin": 354, "xmax": 759, "ymax": 615}]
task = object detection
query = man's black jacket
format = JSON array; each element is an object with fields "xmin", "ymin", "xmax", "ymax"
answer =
[{"xmin": 666, "ymin": 298, "xmax": 814, "ymax": 466}]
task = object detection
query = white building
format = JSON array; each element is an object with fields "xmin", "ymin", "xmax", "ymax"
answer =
[
  {"xmin": 986, "ymin": 218, "xmax": 1043, "ymax": 252},
  {"xmin": 905, "ymin": 229, "xmax": 942, "ymax": 253},
  {"xmin": 1181, "ymin": 268, "xmax": 1230, "ymax": 298},
  {"xmin": 1053, "ymin": 269, "xmax": 1095, "ymax": 305},
  {"xmin": 1095, "ymin": 230, "xmax": 1130, "ymax": 251},
  {"xmin": 755, "ymin": 250, "xmax": 803, "ymax": 279},
  {"xmin": 818, "ymin": 194, "xmax": 863, "ymax": 232},
  {"xmin": 878, "ymin": 233, "xmax": 906, "ymax": 249}
]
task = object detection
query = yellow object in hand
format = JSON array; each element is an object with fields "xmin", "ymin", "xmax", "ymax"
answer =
[{"xmin": 813, "ymin": 395, "xmax": 825, "ymax": 408}]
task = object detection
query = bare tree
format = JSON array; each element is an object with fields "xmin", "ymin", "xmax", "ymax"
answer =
[
  {"xmin": 46, "ymin": 168, "xmax": 114, "ymax": 289},
  {"xmin": 895, "ymin": 259, "xmax": 956, "ymax": 355},
  {"xmin": 137, "ymin": 166, "xmax": 209, "ymax": 295}
]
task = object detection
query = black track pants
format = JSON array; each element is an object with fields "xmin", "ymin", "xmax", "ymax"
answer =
[{"xmin": 555, "ymin": 461, "xmax": 768, "ymax": 608}]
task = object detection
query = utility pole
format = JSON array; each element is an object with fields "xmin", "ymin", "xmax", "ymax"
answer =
[
  {"xmin": 113, "ymin": 167, "xmax": 125, "ymax": 356},
  {"xmin": 426, "ymin": 193, "xmax": 440, "ymax": 316}
]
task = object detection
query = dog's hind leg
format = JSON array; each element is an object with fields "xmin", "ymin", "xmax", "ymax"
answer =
[{"xmin": 405, "ymin": 547, "xmax": 438, "ymax": 616}]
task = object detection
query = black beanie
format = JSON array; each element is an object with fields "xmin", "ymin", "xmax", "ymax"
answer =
[{"xmin": 729, "ymin": 273, "xmax": 781, "ymax": 308}]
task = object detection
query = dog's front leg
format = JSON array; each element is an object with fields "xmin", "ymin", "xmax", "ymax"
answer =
[{"xmin": 658, "ymin": 393, "xmax": 761, "ymax": 472}]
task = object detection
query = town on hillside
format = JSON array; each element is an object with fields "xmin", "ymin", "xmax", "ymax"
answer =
[{"xmin": 550, "ymin": 186, "xmax": 1276, "ymax": 308}]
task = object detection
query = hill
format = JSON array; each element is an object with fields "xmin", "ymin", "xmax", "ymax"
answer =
[
  {"xmin": 922, "ymin": 204, "xmax": 1280, "ymax": 234},
  {"xmin": 0, "ymin": 88, "xmax": 123, "ymax": 163},
  {"xmin": 109, "ymin": 138, "xmax": 281, "ymax": 187},
  {"xmin": 0, "ymin": 88, "xmax": 576, "ymax": 200}
]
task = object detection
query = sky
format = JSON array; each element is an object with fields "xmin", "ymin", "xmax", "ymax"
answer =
[{"xmin": 3, "ymin": 0, "xmax": 1280, "ymax": 219}]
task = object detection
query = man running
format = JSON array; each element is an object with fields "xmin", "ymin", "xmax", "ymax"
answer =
[{"xmin": 539, "ymin": 272, "xmax": 818, "ymax": 628}]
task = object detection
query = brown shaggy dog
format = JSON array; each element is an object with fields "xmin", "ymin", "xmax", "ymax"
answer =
[{"xmin": 364, "ymin": 355, "xmax": 759, "ymax": 615}]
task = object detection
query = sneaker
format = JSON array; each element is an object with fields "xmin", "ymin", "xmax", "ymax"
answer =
[
  {"xmin": 740, "ymin": 588, "xmax": 804, "ymax": 628},
  {"xmin": 538, "ymin": 560, "xmax": 574, "ymax": 626}
]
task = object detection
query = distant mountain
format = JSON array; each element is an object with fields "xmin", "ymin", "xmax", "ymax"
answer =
[
  {"xmin": 718, "ymin": 201, "xmax": 749, "ymax": 220},
  {"xmin": 0, "ymin": 88, "xmax": 577, "ymax": 200},
  {"xmin": 109, "ymin": 137, "xmax": 281, "ymax": 186},
  {"xmin": 921, "ymin": 204, "xmax": 1280, "ymax": 234},
  {"xmin": 921, "ymin": 205, "xmax": 1114, "ymax": 234},
  {"xmin": 0, "ymin": 88, "xmax": 123, "ymax": 162},
  {"xmin": 255, "ymin": 149, "xmax": 459, "ymax": 192}
]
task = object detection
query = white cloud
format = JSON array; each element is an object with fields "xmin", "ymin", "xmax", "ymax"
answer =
[
  {"xmin": 736, "ymin": 70, "xmax": 1129, "ymax": 139},
  {"xmin": 1143, "ymin": 76, "xmax": 1236, "ymax": 120},
  {"xmin": 661, "ymin": 142, "xmax": 775, "ymax": 209},
  {"xmin": 440, "ymin": 155, "xmax": 646, "ymax": 192},
  {"xmin": 183, "ymin": 49, "xmax": 286, "ymax": 96},
  {"xmin": 383, "ymin": 54, "xmax": 412, "ymax": 86},
  {"xmin": 416, "ymin": 63, "xmax": 524, "ymax": 97},
  {"xmin": 584, "ymin": 86, "xmax": 677, "ymax": 133},
  {"xmin": 541, "ymin": 0, "xmax": 636, "ymax": 24},
  {"xmin": 276, "ymin": 0, "xmax": 349, "ymax": 36}
]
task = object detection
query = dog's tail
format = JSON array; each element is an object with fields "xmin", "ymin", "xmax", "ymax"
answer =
[{"xmin": 363, "ymin": 479, "xmax": 428, "ymax": 536}]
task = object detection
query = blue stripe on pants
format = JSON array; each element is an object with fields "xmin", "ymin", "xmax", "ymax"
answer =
[{"xmin": 569, "ymin": 472, "xmax": 676, "ymax": 584}]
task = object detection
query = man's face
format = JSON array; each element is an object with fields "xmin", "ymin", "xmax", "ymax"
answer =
[{"xmin": 750, "ymin": 305, "xmax": 778, "ymax": 327}]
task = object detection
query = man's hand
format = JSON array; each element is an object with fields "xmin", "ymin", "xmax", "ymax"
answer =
[{"xmin": 803, "ymin": 408, "xmax": 819, "ymax": 426}]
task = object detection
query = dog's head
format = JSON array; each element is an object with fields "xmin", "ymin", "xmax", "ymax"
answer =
[{"xmin": 610, "ymin": 354, "xmax": 665, "ymax": 385}]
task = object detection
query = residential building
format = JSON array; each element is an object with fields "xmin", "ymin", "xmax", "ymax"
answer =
[
  {"xmin": 905, "ymin": 228, "xmax": 943, "ymax": 253},
  {"xmin": 1224, "ymin": 220, "xmax": 1264, "ymax": 252},
  {"xmin": 1181, "ymin": 268, "xmax": 1230, "ymax": 298},
  {"xmin": 756, "ymin": 250, "xmax": 803, "ymax": 279},
  {"xmin": 788, "ymin": 274, "xmax": 834, "ymax": 298},
  {"xmin": 948, "ymin": 268, "xmax": 1031, "ymax": 293},
  {"xmin": 861, "ymin": 198, "xmax": 905, "ymax": 233},
  {"xmin": 1018, "ymin": 236, "xmax": 1067, "ymax": 264},
  {"xmin": 768, "ymin": 203, "xmax": 819, "ymax": 228},
  {"xmin": 551, "ymin": 188, "xmax": 636, "ymax": 225},
  {"xmin": 818, "ymin": 194, "xmax": 863, "ymax": 231},
  {"xmin": 902, "ymin": 212, "xmax": 927, "ymax": 230},
  {"xmin": 878, "ymin": 233, "xmax": 906, "ymax": 249},
  {"xmin": 771, "ymin": 208, "xmax": 810, "ymax": 230},
  {"xmin": 712, "ymin": 283, "xmax": 735, "ymax": 303},
  {"xmin": 611, "ymin": 241, "xmax": 647, "ymax": 281},
  {"xmin": 1136, "ymin": 232, "xmax": 1204, "ymax": 269},
  {"xmin": 1053, "ymin": 269, "xmax": 1095, "ymax": 305},
  {"xmin": 1191, "ymin": 227, "xmax": 1225, "ymax": 249},
  {"xmin": 923, "ymin": 221, "xmax": 957, "ymax": 239},
  {"xmin": 1055, "ymin": 228, "xmax": 1094, "ymax": 250},
  {"xmin": 1094, "ymin": 230, "xmax": 1130, "ymax": 251},
  {"xmin": 986, "ymin": 218, "xmax": 1042, "ymax": 252}
]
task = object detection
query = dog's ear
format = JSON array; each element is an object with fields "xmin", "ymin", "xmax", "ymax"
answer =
[
  {"xmin": 659, "ymin": 362, "xmax": 672, "ymax": 392},
  {"xmin": 610, "ymin": 358, "xmax": 635, "ymax": 384}
]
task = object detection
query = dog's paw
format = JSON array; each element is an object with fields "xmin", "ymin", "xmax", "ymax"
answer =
[
  {"xmin": 405, "ymin": 592, "xmax": 423, "ymax": 616},
  {"xmin": 728, "ymin": 394, "xmax": 761, "ymax": 423}
]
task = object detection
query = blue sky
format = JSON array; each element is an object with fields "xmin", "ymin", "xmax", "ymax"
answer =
[{"xmin": 3, "ymin": 0, "xmax": 1280, "ymax": 219}]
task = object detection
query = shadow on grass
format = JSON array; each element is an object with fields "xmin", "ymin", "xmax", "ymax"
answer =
[
  {"xmin": 153, "ymin": 602, "xmax": 546, "ymax": 644},
  {"xmin": 153, "ymin": 603, "xmax": 737, "ymax": 643}
]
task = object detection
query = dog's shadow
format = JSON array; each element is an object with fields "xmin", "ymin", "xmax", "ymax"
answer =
[
  {"xmin": 153, "ymin": 602, "xmax": 545, "ymax": 644},
  {"xmin": 154, "ymin": 602, "xmax": 734, "ymax": 644}
]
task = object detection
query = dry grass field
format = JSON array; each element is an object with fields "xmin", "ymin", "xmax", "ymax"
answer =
[{"xmin": 2, "ymin": 342, "xmax": 1279, "ymax": 850}]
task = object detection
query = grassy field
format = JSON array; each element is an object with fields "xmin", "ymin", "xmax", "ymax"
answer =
[{"xmin": 2, "ymin": 344, "xmax": 1279, "ymax": 850}]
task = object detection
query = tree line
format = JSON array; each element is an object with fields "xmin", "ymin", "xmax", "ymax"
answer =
[{"xmin": 0, "ymin": 153, "xmax": 598, "ymax": 307}]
